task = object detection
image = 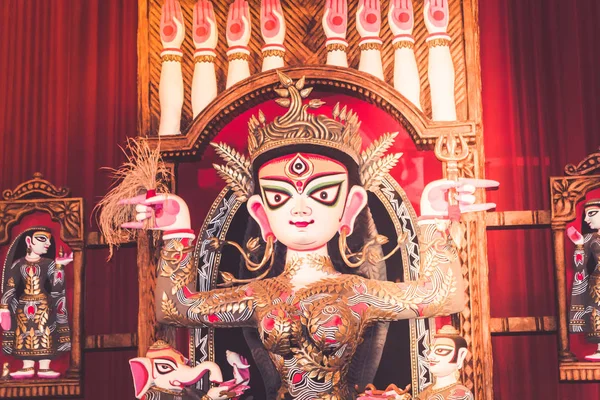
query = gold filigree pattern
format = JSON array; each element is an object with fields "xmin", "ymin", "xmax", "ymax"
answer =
[{"xmin": 565, "ymin": 151, "xmax": 600, "ymax": 176}]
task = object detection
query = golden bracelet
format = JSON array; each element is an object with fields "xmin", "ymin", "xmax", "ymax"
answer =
[
  {"xmin": 326, "ymin": 43, "xmax": 348, "ymax": 52},
  {"xmin": 393, "ymin": 41, "xmax": 414, "ymax": 50},
  {"xmin": 575, "ymin": 244, "xmax": 585, "ymax": 250},
  {"xmin": 161, "ymin": 54, "xmax": 183, "ymax": 62},
  {"xmin": 194, "ymin": 55, "xmax": 216, "ymax": 63},
  {"xmin": 427, "ymin": 38, "xmax": 451, "ymax": 48},
  {"xmin": 228, "ymin": 52, "xmax": 251, "ymax": 62},
  {"xmin": 263, "ymin": 49, "xmax": 285, "ymax": 58},
  {"xmin": 0, "ymin": 304, "xmax": 8, "ymax": 310},
  {"xmin": 359, "ymin": 42, "xmax": 382, "ymax": 51}
]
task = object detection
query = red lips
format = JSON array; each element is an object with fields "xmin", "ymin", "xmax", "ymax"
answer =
[{"xmin": 290, "ymin": 220, "xmax": 314, "ymax": 228}]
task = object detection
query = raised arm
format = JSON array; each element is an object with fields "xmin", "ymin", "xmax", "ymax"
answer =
[
  {"xmin": 388, "ymin": 0, "xmax": 422, "ymax": 110},
  {"xmin": 260, "ymin": 0, "xmax": 286, "ymax": 71},
  {"xmin": 348, "ymin": 178, "xmax": 498, "ymax": 322},
  {"xmin": 191, "ymin": 0, "xmax": 218, "ymax": 118},
  {"xmin": 158, "ymin": 0, "xmax": 185, "ymax": 136},
  {"xmin": 356, "ymin": 0, "xmax": 384, "ymax": 80},
  {"xmin": 322, "ymin": 0, "xmax": 349, "ymax": 67},
  {"xmin": 120, "ymin": 194, "xmax": 257, "ymax": 328},
  {"xmin": 424, "ymin": 0, "xmax": 456, "ymax": 121},
  {"xmin": 226, "ymin": 0, "xmax": 252, "ymax": 89}
]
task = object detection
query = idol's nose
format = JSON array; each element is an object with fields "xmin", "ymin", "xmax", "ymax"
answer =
[{"xmin": 291, "ymin": 196, "xmax": 312, "ymax": 216}]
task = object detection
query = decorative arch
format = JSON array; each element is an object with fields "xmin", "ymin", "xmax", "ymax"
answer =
[{"xmin": 148, "ymin": 66, "xmax": 477, "ymax": 160}]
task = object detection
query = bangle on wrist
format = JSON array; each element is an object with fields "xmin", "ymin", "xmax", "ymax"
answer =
[
  {"xmin": 359, "ymin": 42, "xmax": 382, "ymax": 51},
  {"xmin": 393, "ymin": 41, "xmax": 414, "ymax": 50},
  {"xmin": 326, "ymin": 43, "xmax": 348, "ymax": 52},
  {"xmin": 227, "ymin": 46, "xmax": 251, "ymax": 62},
  {"xmin": 162, "ymin": 54, "xmax": 183, "ymax": 62},
  {"xmin": 575, "ymin": 244, "xmax": 585, "ymax": 250},
  {"xmin": 195, "ymin": 55, "xmax": 216, "ymax": 63},
  {"xmin": 426, "ymin": 33, "xmax": 451, "ymax": 47},
  {"xmin": 262, "ymin": 44, "xmax": 285, "ymax": 58}
]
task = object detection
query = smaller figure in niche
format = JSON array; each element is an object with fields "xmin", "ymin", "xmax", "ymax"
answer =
[
  {"xmin": 416, "ymin": 325, "xmax": 473, "ymax": 400},
  {"xmin": 0, "ymin": 226, "xmax": 72, "ymax": 379},
  {"xmin": 568, "ymin": 199, "xmax": 600, "ymax": 361}
]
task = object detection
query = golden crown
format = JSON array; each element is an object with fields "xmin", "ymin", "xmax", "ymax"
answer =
[
  {"xmin": 211, "ymin": 71, "xmax": 402, "ymax": 202},
  {"xmin": 435, "ymin": 325, "xmax": 461, "ymax": 337}
]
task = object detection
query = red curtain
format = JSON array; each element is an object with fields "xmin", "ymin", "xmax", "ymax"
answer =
[
  {"xmin": 0, "ymin": 1, "xmax": 139, "ymax": 399},
  {"xmin": 481, "ymin": 0, "xmax": 600, "ymax": 398}
]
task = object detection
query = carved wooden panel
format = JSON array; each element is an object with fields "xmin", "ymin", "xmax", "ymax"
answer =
[{"xmin": 138, "ymin": 0, "xmax": 470, "ymax": 136}]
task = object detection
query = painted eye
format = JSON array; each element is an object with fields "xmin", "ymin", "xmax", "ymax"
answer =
[
  {"xmin": 264, "ymin": 190, "xmax": 291, "ymax": 209},
  {"xmin": 587, "ymin": 210, "xmax": 599, "ymax": 217},
  {"xmin": 434, "ymin": 348, "xmax": 453, "ymax": 356},
  {"xmin": 34, "ymin": 236, "xmax": 48, "ymax": 242},
  {"xmin": 309, "ymin": 184, "xmax": 341, "ymax": 206},
  {"xmin": 155, "ymin": 362, "xmax": 175, "ymax": 374}
]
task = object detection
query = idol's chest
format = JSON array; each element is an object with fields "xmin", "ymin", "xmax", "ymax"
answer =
[{"xmin": 256, "ymin": 284, "xmax": 364, "ymax": 356}]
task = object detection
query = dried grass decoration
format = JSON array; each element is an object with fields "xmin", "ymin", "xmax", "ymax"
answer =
[{"xmin": 94, "ymin": 138, "xmax": 172, "ymax": 258}]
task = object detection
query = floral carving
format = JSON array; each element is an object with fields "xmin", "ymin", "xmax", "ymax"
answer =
[
  {"xmin": 551, "ymin": 178, "xmax": 600, "ymax": 221},
  {"xmin": 2, "ymin": 173, "xmax": 70, "ymax": 200},
  {"xmin": 0, "ymin": 200, "xmax": 83, "ymax": 245}
]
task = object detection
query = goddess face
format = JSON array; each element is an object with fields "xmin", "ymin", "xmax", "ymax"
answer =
[
  {"xmin": 427, "ymin": 337, "xmax": 465, "ymax": 378},
  {"xmin": 26, "ymin": 231, "xmax": 52, "ymax": 256},
  {"xmin": 248, "ymin": 153, "xmax": 367, "ymax": 251},
  {"xmin": 585, "ymin": 205, "xmax": 600, "ymax": 230}
]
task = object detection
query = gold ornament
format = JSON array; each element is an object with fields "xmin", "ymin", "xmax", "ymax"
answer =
[
  {"xmin": 212, "ymin": 72, "xmax": 402, "ymax": 201},
  {"xmin": 161, "ymin": 54, "xmax": 182, "ymax": 62}
]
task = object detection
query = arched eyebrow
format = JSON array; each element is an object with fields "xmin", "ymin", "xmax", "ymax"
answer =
[{"xmin": 259, "ymin": 172, "xmax": 346, "ymax": 190}]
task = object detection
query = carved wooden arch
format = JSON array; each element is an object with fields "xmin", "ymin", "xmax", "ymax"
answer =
[{"xmin": 148, "ymin": 66, "xmax": 477, "ymax": 160}]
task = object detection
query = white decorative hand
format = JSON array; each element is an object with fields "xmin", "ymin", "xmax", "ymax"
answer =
[
  {"xmin": 226, "ymin": 0, "xmax": 252, "ymax": 48},
  {"xmin": 420, "ymin": 178, "xmax": 498, "ymax": 221},
  {"xmin": 356, "ymin": 0, "xmax": 381, "ymax": 38},
  {"xmin": 0, "ymin": 310, "xmax": 10, "ymax": 331},
  {"xmin": 424, "ymin": 0, "xmax": 449, "ymax": 36},
  {"xmin": 567, "ymin": 226, "xmax": 585, "ymax": 246},
  {"xmin": 388, "ymin": 0, "xmax": 414, "ymax": 37},
  {"xmin": 261, "ymin": 0, "xmax": 286, "ymax": 46},
  {"xmin": 119, "ymin": 193, "xmax": 191, "ymax": 232},
  {"xmin": 160, "ymin": 0, "xmax": 186, "ymax": 49},
  {"xmin": 323, "ymin": 0, "xmax": 348, "ymax": 40},
  {"xmin": 193, "ymin": 0, "xmax": 218, "ymax": 50}
]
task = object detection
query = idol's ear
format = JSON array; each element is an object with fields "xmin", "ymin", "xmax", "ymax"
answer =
[
  {"xmin": 456, "ymin": 347, "xmax": 468, "ymax": 370},
  {"xmin": 247, "ymin": 194, "xmax": 274, "ymax": 241},
  {"xmin": 339, "ymin": 186, "xmax": 368, "ymax": 235},
  {"xmin": 25, "ymin": 236, "xmax": 32, "ymax": 248},
  {"xmin": 129, "ymin": 357, "xmax": 153, "ymax": 399}
]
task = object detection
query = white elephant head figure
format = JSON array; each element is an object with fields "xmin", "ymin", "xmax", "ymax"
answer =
[{"xmin": 129, "ymin": 340, "xmax": 223, "ymax": 399}]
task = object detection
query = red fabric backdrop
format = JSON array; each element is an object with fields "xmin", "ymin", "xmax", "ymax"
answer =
[
  {"xmin": 0, "ymin": 0, "xmax": 139, "ymax": 398},
  {"xmin": 481, "ymin": 0, "xmax": 600, "ymax": 398},
  {"xmin": 1, "ymin": 0, "xmax": 600, "ymax": 398}
]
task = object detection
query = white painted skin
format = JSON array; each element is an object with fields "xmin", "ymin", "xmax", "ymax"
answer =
[{"xmin": 585, "ymin": 207, "xmax": 600, "ymax": 230}]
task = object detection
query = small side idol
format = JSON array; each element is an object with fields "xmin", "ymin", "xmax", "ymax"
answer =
[
  {"xmin": 568, "ymin": 199, "xmax": 600, "ymax": 361},
  {"xmin": 0, "ymin": 227, "xmax": 72, "ymax": 379},
  {"xmin": 416, "ymin": 325, "xmax": 473, "ymax": 400}
]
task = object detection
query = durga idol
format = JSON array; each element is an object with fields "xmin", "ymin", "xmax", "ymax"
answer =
[{"xmin": 119, "ymin": 73, "xmax": 497, "ymax": 400}]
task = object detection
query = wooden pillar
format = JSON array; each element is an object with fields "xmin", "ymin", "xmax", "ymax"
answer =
[
  {"xmin": 137, "ymin": 232, "xmax": 157, "ymax": 357},
  {"xmin": 66, "ymin": 245, "xmax": 84, "ymax": 379}
]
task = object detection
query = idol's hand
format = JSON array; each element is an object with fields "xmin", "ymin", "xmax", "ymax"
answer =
[
  {"xmin": 160, "ymin": 0, "xmax": 186, "ymax": 49},
  {"xmin": 0, "ymin": 309, "xmax": 10, "ymax": 330},
  {"xmin": 356, "ymin": 0, "xmax": 381, "ymax": 38},
  {"xmin": 119, "ymin": 193, "xmax": 191, "ymax": 231},
  {"xmin": 420, "ymin": 178, "xmax": 498, "ymax": 220},
  {"xmin": 388, "ymin": 0, "xmax": 414, "ymax": 36},
  {"xmin": 323, "ymin": 0, "xmax": 348, "ymax": 40},
  {"xmin": 193, "ymin": 0, "xmax": 218, "ymax": 50},
  {"xmin": 227, "ymin": 0, "xmax": 251, "ymax": 47},
  {"xmin": 56, "ymin": 249, "xmax": 74, "ymax": 266},
  {"xmin": 567, "ymin": 226, "xmax": 585, "ymax": 246},
  {"xmin": 261, "ymin": 0, "xmax": 286, "ymax": 45},
  {"xmin": 424, "ymin": 0, "xmax": 449, "ymax": 35}
]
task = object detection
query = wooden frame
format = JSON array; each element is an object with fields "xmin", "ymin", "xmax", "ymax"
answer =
[
  {"xmin": 136, "ymin": 0, "xmax": 493, "ymax": 398},
  {"xmin": 548, "ymin": 151, "xmax": 600, "ymax": 380},
  {"xmin": 0, "ymin": 173, "xmax": 84, "ymax": 397}
]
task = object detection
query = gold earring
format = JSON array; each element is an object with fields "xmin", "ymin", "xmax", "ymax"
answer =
[
  {"xmin": 208, "ymin": 235, "xmax": 276, "ymax": 287},
  {"xmin": 338, "ymin": 226, "xmax": 408, "ymax": 268},
  {"xmin": 455, "ymin": 369, "xmax": 461, "ymax": 381},
  {"xmin": 26, "ymin": 247, "xmax": 32, "ymax": 255}
]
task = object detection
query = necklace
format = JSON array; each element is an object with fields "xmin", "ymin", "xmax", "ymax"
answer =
[
  {"xmin": 283, "ymin": 254, "xmax": 338, "ymax": 277},
  {"xmin": 427, "ymin": 381, "xmax": 458, "ymax": 395}
]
